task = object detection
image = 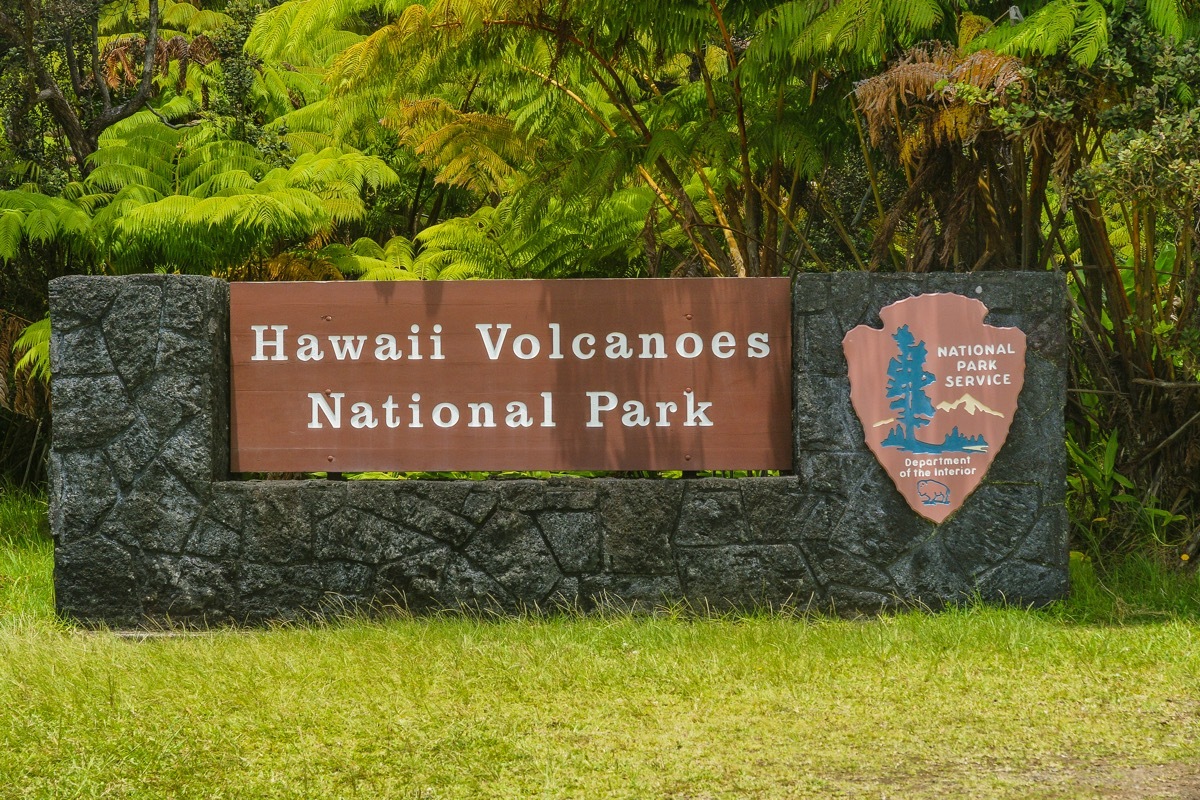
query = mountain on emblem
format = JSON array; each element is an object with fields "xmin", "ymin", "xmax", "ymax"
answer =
[
  {"xmin": 936, "ymin": 393, "xmax": 1004, "ymax": 417},
  {"xmin": 842, "ymin": 294, "xmax": 1027, "ymax": 524}
]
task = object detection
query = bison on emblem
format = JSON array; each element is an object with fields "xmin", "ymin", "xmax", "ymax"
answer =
[{"xmin": 916, "ymin": 479, "xmax": 951, "ymax": 506}]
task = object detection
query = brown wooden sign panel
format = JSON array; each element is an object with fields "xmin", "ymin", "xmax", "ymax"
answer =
[
  {"xmin": 843, "ymin": 293, "xmax": 1026, "ymax": 523},
  {"xmin": 229, "ymin": 279, "xmax": 792, "ymax": 472}
]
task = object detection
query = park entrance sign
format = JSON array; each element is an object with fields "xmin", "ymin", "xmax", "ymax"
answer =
[
  {"xmin": 229, "ymin": 279, "xmax": 792, "ymax": 472},
  {"xmin": 48, "ymin": 272, "xmax": 1069, "ymax": 627}
]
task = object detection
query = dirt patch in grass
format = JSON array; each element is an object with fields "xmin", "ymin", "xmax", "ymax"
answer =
[
  {"xmin": 853, "ymin": 760, "xmax": 1200, "ymax": 799},
  {"xmin": 1084, "ymin": 763, "xmax": 1200, "ymax": 799}
]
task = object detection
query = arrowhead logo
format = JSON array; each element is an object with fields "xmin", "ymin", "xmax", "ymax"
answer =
[{"xmin": 842, "ymin": 293, "xmax": 1026, "ymax": 523}]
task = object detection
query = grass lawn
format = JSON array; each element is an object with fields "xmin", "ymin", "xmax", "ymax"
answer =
[{"xmin": 2, "ymin": 488, "xmax": 1199, "ymax": 799}]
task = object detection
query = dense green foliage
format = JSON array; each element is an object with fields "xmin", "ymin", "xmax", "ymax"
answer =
[{"xmin": 1, "ymin": 0, "xmax": 1198, "ymax": 559}]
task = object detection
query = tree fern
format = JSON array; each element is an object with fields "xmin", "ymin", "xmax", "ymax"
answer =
[
  {"xmin": 0, "ymin": 213, "xmax": 23, "ymax": 263},
  {"xmin": 988, "ymin": 0, "xmax": 1081, "ymax": 59},
  {"xmin": 313, "ymin": 235, "xmax": 417, "ymax": 279},
  {"xmin": 415, "ymin": 206, "xmax": 515, "ymax": 279},
  {"xmin": 0, "ymin": 193, "xmax": 95, "ymax": 263},
  {"xmin": 973, "ymin": 0, "xmax": 1187, "ymax": 67},
  {"xmin": 246, "ymin": 0, "xmax": 385, "ymax": 64},
  {"xmin": 62, "ymin": 120, "xmax": 401, "ymax": 271}
]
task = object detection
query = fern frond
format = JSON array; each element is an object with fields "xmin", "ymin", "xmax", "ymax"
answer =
[
  {"xmin": 1145, "ymin": 0, "xmax": 1184, "ymax": 40},
  {"xmin": 350, "ymin": 237, "xmax": 386, "ymax": 259},
  {"xmin": 0, "ymin": 212, "xmax": 23, "ymax": 262},
  {"xmin": 13, "ymin": 316, "xmax": 51, "ymax": 386},
  {"xmin": 383, "ymin": 235, "xmax": 415, "ymax": 268},
  {"xmin": 161, "ymin": 1, "xmax": 198, "ymax": 30},
  {"xmin": 1069, "ymin": 0, "xmax": 1109, "ymax": 67},
  {"xmin": 187, "ymin": 9, "xmax": 233, "ymax": 35},
  {"xmin": 360, "ymin": 265, "xmax": 420, "ymax": 280}
]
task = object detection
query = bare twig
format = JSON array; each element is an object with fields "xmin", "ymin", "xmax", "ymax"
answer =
[
  {"xmin": 1132, "ymin": 379, "xmax": 1200, "ymax": 390},
  {"xmin": 1132, "ymin": 410, "xmax": 1200, "ymax": 467}
]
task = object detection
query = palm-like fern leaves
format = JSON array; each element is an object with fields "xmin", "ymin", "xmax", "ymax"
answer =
[
  {"xmin": 2, "ymin": 117, "xmax": 399, "ymax": 272},
  {"xmin": 778, "ymin": 0, "xmax": 949, "ymax": 67},
  {"xmin": 0, "ymin": 193, "xmax": 94, "ymax": 263},
  {"xmin": 414, "ymin": 188, "xmax": 652, "ymax": 279},
  {"xmin": 973, "ymin": 0, "xmax": 1187, "ymax": 68}
]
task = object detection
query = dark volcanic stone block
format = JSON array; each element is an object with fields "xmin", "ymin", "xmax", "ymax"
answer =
[
  {"xmin": 539, "ymin": 510, "xmax": 602, "ymax": 573},
  {"xmin": 598, "ymin": 480, "xmax": 682, "ymax": 573},
  {"xmin": 52, "ymin": 326, "xmax": 115, "ymax": 376},
  {"xmin": 887, "ymin": 540, "xmax": 972, "ymax": 603},
  {"xmin": 52, "ymin": 376, "xmax": 138, "ymax": 448},
  {"xmin": 97, "ymin": 463, "xmax": 202, "ymax": 553},
  {"xmin": 49, "ymin": 278, "xmax": 118, "ymax": 331},
  {"xmin": 742, "ymin": 478, "xmax": 820, "ymax": 542},
  {"xmin": 976, "ymin": 560, "xmax": 1067, "ymax": 605},
  {"xmin": 793, "ymin": 373, "xmax": 861, "ymax": 453},
  {"xmin": 677, "ymin": 544, "xmax": 821, "ymax": 609},
  {"xmin": 394, "ymin": 491, "xmax": 477, "ymax": 547},
  {"xmin": 464, "ymin": 511, "xmax": 560, "ymax": 603},
  {"xmin": 235, "ymin": 563, "xmax": 322, "ymax": 622},
  {"xmin": 315, "ymin": 508, "xmax": 387, "ymax": 563},
  {"xmin": 105, "ymin": 418, "xmax": 162, "ymax": 488},
  {"xmin": 374, "ymin": 544, "xmax": 509, "ymax": 611},
  {"xmin": 578, "ymin": 574, "xmax": 683, "ymax": 611},
  {"xmin": 544, "ymin": 479, "xmax": 598, "ymax": 510},
  {"xmin": 55, "ymin": 536, "xmax": 144, "ymax": 625},
  {"xmin": 49, "ymin": 450, "xmax": 118, "ymax": 541},
  {"xmin": 939, "ymin": 483, "xmax": 1041, "ymax": 573},
  {"xmin": 144, "ymin": 554, "xmax": 236, "ymax": 621},
  {"xmin": 240, "ymin": 484, "xmax": 315, "ymax": 565},
  {"xmin": 102, "ymin": 282, "xmax": 163, "ymax": 388},
  {"xmin": 674, "ymin": 483, "xmax": 750, "ymax": 546},
  {"xmin": 802, "ymin": 540, "xmax": 898, "ymax": 597}
]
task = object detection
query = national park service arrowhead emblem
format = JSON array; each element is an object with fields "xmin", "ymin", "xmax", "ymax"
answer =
[{"xmin": 842, "ymin": 294, "xmax": 1027, "ymax": 523}]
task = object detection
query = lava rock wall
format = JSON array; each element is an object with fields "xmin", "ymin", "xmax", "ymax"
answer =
[{"xmin": 49, "ymin": 273, "xmax": 1067, "ymax": 626}]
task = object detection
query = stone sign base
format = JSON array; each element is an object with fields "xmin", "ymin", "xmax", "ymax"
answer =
[{"xmin": 49, "ymin": 273, "xmax": 1067, "ymax": 627}]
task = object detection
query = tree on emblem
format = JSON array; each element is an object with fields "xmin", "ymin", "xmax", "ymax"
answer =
[{"xmin": 882, "ymin": 324, "xmax": 936, "ymax": 449}]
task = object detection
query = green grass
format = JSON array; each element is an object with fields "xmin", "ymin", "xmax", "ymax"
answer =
[
  {"xmin": 2, "ymin": 489, "xmax": 1199, "ymax": 799},
  {"xmin": 0, "ymin": 488, "xmax": 53, "ymax": 630}
]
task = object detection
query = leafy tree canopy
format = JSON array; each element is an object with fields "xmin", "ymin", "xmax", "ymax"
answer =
[{"xmin": 2, "ymin": 0, "xmax": 1200, "ymax": 546}]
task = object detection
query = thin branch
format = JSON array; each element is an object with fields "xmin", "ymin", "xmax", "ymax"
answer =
[
  {"xmin": 91, "ymin": 16, "xmax": 112, "ymax": 108},
  {"xmin": 852, "ymin": 103, "xmax": 900, "ymax": 270},
  {"xmin": 1131, "ymin": 379, "xmax": 1200, "ymax": 390},
  {"xmin": 751, "ymin": 183, "xmax": 829, "ymax": 272},
  {"xmin": 695, "ymin": 47, "xmax": 720, "ymax": 120},
  {"xmin": 814, "ymin": 178, "xmax": 867, "ymax": 270},
  {"xmin": 63, "ymin": 27, "xmax": 85, "ymax": 98},
  {"xmin": 1132, "ymin": 410, "xmax": 1200, "ymax": 467},
  {"xmin": 693, "ymin": 162, "xmax": 745, "ymax": 276},
  {"xmin": 514, "ymin": 64, "xmax": 615, "ymax": 135},
  {"xmin": 708, "ymin": 0, "xmax": 756, "ymax": 272}
]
